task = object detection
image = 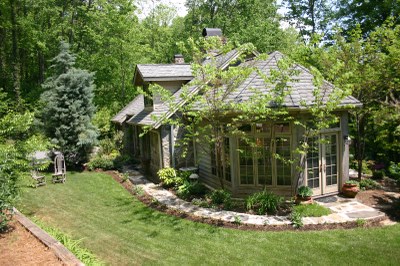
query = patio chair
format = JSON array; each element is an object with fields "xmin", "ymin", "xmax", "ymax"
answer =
[
  {"xmin": 31, "ymin": 169, "xmax": 46, "ymax": 188},
  {"xmin": 52, "ymin": 153, "xmax": 66, "ymax": 183}
]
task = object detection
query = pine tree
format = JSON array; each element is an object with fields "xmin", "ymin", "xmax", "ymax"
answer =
[{"xmin": 41, "ymin": 41, "xmax": 98, "ymax": 165}]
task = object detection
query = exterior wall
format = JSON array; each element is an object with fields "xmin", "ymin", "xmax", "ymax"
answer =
[
  {"xmin": 197, "ymin": 139, "xmax": 224, "ymax": 190},
  {"xmin": 173, "ymin": 125, "xmax": 195, "ymax": 168},
  {"xmin": 121, "ymin": 122, "xmax": 134, "ymax": 156},
  {"xmin": 153, "ymin": 80, "xmax": 187, "ymax": 110},
  {"xmin": 195, "ymin": 114, "xmax": 350, "ymax": 198},
  {"xmin": 160, "ymin": 125, "xmax": 171, "ymax": 168},
  {"xmin": 340, "ymin": 111, "xmax": 350, "ymax": 189}
]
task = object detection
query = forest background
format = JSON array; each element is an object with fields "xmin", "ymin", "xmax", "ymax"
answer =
[{"xmin": 0, "ymin": 0, "xmax": 399, "ymax": 179}]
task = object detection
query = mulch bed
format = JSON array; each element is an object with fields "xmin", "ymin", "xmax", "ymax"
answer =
[
  {"xmin": 105, "ymin": 170, "xmax": 389, "ymax": 232},
  {"xmin": 356, "ymin": 179, "xmax": 400, "ymax": 222},
  {"xmin": 0, "ymin": 219, "xmax": 62, "ymax": 266}
]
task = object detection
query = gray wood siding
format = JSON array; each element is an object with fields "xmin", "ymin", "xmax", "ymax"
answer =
[{"xmin": 153, "ymin": 80, "xmax": 187, "ymax": 110}]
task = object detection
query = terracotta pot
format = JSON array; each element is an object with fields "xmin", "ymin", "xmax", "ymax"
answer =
[
  {"xmin": 295, "ymin": 195, "xmax": 313, "ymax": 205},
  {"xmin": 342, "ymin": 183, "xmax": 360, "ymax": 198}
]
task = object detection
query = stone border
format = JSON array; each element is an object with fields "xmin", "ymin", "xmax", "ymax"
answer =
[
  {"xmin": 129, "ymin": 172, "xmax": 386, "ymax": 226},
  {"xmin": 13, "ymin": 208, "xmax": 84, "ymax": 266}
]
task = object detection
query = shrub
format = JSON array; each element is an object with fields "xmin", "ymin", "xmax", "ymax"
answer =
[
  {"xmin": 372, "ymin": 170, "xmax": 385, "ymax": 180},
  {"xmin": 388, "ymin": 161, "xmax": 400, "ymax": 181},
  {"xmin": 157, "ymin": 167, "xmax": 182, "ymax": 187},
  {"xmin": 345, "ymin": 180, "xmax": 359, "ymax": 185},
  {"xmin": 208, "ymin": 189, "xmax": 232, "ymax": 210},
  {"xmin": 87, "ymin": 154, "xmax": 115, "ymax": 170},
  {"xmin": 359, "ymin": 178, "xmax": 380, "ymax": 190},
  {"xmin": 246, "ymin": 191, "xmax": 283, "ymax": 215},
  {"xmin": 113, "ymin": 154, "xmax": 133, "ymax": 170},
  {"xmin": 297, "ymin": 186, "xmax": 313, "ymax": 197},
  {"xmin": 289, "ymin": 211, "xmax": 303, "ymax": 228},
  {"xmin": 293, "ymin": 203, "xmax": 331, "ymax": 217},
  {"xmin": 176, "ymin": 181, "xmax": 207, "ymax": 200}
]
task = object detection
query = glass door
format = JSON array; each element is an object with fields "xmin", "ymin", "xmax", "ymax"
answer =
[
  {"xmin": 306, "ymin": 133, "xmax": 339, "ymax": 195},
  {"xmin": 321, "ymin": 133, "xmax": 339, "ymax": 194}
]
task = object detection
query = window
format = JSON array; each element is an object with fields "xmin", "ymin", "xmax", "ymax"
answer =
[
  {"xmin": 256, "ymin": 138, "xmax": 272, "ymax": 186},
  {"xmin": 239, "ymin": 138, "xmax": 254, "ymax": 185},
  {"xmin": 276, "ymin": 137, "xmax": 292, "ymax": 186},
  {"xmin": 237, "ymin": 123, "xmax": 292, "ymax": 187},
  {"xmin": 211, "ymin": 138, "xmax": 231, "ymax": 182},
  {"xmin": 307, "ymin": 137, "xmax": 320, "ymax": 188}
]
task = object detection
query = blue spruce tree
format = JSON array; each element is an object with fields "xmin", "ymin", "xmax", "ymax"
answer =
[{"xmin": 41, "ymin": 42, "xmax": 98, "ymax": 165}]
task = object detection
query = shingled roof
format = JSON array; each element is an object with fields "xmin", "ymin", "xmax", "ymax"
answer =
[
  {"xmin": 114, "ymin": 50, "xmax": 361, "ymax": 128},
  {"xmin": 226, "ymin": 51, "xmax": 361, "ymax": 109},
  {"xmin": 134, "ymin": 64, "xmax": 193, "ymax": 85}
]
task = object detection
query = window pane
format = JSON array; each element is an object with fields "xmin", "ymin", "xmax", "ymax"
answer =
[
  {"xmin": 239, "ymin": 138, "xmax": 254, "ymax": 185},
  {"xmin": 257, "ymin": 138, "xmax": 272, "ymax": 186},
  {"xmin": 276, "ymin": 137, "xmax": 291, "ymax": 186},
  {"xmin": 274, "ymin": 123, "xmax": 290, "ymax": 133},
  {"xmin": 307, "ymin": 137, "xmax": 320, "ymax": 189}
]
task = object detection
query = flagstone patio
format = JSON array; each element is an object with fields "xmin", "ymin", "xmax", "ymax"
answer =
[{"xmin": 128, "ymin": 170, "xmax": 386, "ymax": 226}]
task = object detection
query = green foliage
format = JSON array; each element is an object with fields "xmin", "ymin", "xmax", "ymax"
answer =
[
  {"xmin": 345, "ymin": 180, "xmax": 359, "ymax": 185},
  {"xmin": 32, "ymin": 219, "xmax": 102, "ymax": 265},
  {"xmin": 289, "ymin": 211, "xmax": 303, "ymax": 228},
  {"xmin": 177, "ymin": 181, "xmax": 207, "ymax": 200},
  {"xmin": 246, "ymin": 191, "xmax": 283, "ymax": 215},
  {"xmin": 40, "ymin": 42, "xmax": 98, "ymax": 166},
  {"xmin": 359, "ymin": 179, "xmax": 381, "ymax": 190},
  {"xmin": 0, "ymin": 87, "xmax": 52, "ymax": 230},
  {"xmin": 372, "ymin": 170, "xmax": 385, "ymax": 180},
  {"xmin": 356, "ymin": 218, "xmax": 367, "ymax": 227},
  {"xmin": 208, "ymin": 189, "xmax": 232, "ymax": 210},
  {"xmin": 292, "ymin": 203, "xmax": 331, "ymax": 217},
  {"xmin": 87, "ymin": 154, "xmax": 116, "ymax": 171},
  {"xmin": 157, "ymin": 167, "xmax": 182, "ymax": 187},
  {"xmin": 388, "ymin": 162, "xmax": 400, "ymax": 181},
  {"xmin": 297, "ymin": 186, "xmax": 313, "ymax": 197},
  {"xmin": 233, "ymin": 215, "xmax": 242, "ymax": 225}
]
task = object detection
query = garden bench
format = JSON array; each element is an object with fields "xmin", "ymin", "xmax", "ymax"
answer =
[
  {"xmin": 31, "ymin": 169, "xmax": 46, "ymax": 188},
  {"xmin": 52, "ymin": 153, "xmax": 66, "ymax": 183}
]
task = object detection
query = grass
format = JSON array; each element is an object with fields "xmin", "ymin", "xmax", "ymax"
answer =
[
  {"xmin": 32, "ymin": 218, "xmax": 102, "ymax": 265},
  {"xmin": 293, "ymin": 203, "xmax": 332, "ymax": 217},
  {"xmin": 17, "ymin": 172, "xmax": 400, "ymax": 265}
]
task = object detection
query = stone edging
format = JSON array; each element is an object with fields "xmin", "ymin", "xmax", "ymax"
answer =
[
  {"xmin": 129, "ymin": 173, "xmax": 386, "ymax": 226},
  {"xmin": 13, "ymin": 208, "xmax": 84, "ymax": 266}
]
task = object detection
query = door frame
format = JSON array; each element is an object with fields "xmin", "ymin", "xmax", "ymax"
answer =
[{"xmin": 307, "ymin": 132, "xmax": 340, "ymax": 196}]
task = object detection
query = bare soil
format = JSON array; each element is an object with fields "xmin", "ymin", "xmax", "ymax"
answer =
[
  {"xmin": 0, "ymin": 219, "xmax": 62, "ymax": 266},
  {"xmin": 106, "ymin": 170, "xmax": 389, "ymax": 231},
  {"xmin": 356, "ymin": 179, "xmax": 400, "ymax": 222}
]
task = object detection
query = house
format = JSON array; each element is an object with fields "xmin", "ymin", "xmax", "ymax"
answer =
[{"xmin": 112, "ymin": 29, "xmax": 361, "ymax": 198}]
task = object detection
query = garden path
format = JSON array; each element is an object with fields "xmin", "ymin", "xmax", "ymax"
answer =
[{"xmin": 127, "ymin": 170, "xmax": 386, "ymax": 226}]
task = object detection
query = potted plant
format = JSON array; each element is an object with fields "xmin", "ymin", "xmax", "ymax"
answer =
[
  {"xmin": 342, "ymin": 180, "xmax": 360, "ymax": 198},
  {"xmin": 295, "ymin": 186, "xmax": 313, "ymax": 205}
]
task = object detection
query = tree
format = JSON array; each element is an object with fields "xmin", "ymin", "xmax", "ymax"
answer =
[
  {"xmin": 336, "ymin": 0, "xmax": 400, "ymax": 36},
  {"xmin": 40, "ymin": 42, "xmax": 98, "ymax": 165},
  {"xmin": 289, "ymin": 20, "xmax": 400, "ymax": 177},
  {"xmin": 0, "ymin": 88, "xmax": 51, "ymax": 230},
  {"xmin": 183, "ymin": 0, "xmax": 290, "ymax": 53},
  {"xmin": 283, "ymin": 0, "xmax": 334, "ymax": 42}
]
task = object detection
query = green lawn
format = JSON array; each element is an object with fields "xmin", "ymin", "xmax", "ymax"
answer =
[{"xmin": 17, "ymin": 172, "xmax": 400, "ymax": 265}]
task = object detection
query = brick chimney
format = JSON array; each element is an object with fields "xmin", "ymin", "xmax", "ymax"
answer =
[{"xmin": 174, "ymin": 54, "xmax": 184, "ymax": 64}]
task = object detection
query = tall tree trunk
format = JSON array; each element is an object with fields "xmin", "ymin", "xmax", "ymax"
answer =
[
  {"xmin": 38, "ymin": 50, "xmax": 45, "ymax": 84},
  {"xmin": 9, "ymin": 0, "xmax": 21, "ymax": 106}
]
